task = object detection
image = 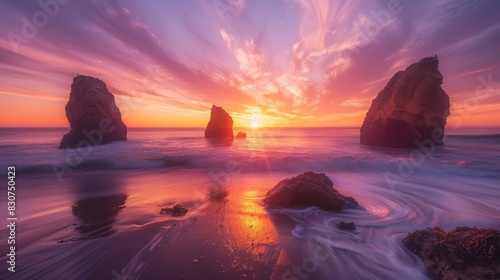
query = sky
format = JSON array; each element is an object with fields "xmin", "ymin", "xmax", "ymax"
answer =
[{"xmin": 0, "ymin": 0, "xmax": 499, "ymax": 128}]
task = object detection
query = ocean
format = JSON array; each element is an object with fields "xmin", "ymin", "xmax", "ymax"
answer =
[{"xmin": 0, "ymin": 127, "xmax": 499, "ymax": 279}]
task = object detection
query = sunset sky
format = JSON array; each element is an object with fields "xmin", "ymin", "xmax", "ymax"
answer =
[{"xmin": 1, "ymin": 0, "xmax": 499, "ymax": 127}]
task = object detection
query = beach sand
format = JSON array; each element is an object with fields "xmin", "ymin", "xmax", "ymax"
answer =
[
  {"xmin": 5, "ymin": 162, "xmax": 497, "ymax": 279},
  {"xmin": 1, "ymin": 169, "xmax": 328, "ymax": 280}
]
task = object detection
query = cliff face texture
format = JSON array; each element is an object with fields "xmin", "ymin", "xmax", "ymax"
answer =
[
  {"xmin": 403, "ymin": 227, "xmax": 500, "ymax": 280},
  {"xmin": 360, "ymin": 56, "xmax": 450, "ymax": 148},
  {"xmin": 204, "ymin": 105, "xmax": 234, "ymax": 139},
  {"xmin": 59, "ymin": 75, "xmax": 127, "ymax": 149}
]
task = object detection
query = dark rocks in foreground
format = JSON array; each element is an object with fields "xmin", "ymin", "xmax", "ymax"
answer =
[
  {"xmin": 204, "ymin": 105, "xmax": 234, "ymax": 139},
  {"xmin": 403, "ymin": 226, "xmax": 500, "ymax": 280},
  {"xmin": 160, "ymin": 205, "xmax": 188, "ymax": 216},
  {"xmin": 360, "ymin": 56, "xmax": 450, "ymax": 148},
  {"xmin": 264, "ymin": 171, "xmax": 359, "ymax": 211},
  {"xmin": 59, "ymin": 75, "xmax": 127, "ymax": 149},
  {"xmin": 235, "ymin": 131, "xmax": 246, "ymax": 138}
]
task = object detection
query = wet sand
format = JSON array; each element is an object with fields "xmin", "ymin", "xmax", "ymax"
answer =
[
  {"xmin": 2, "ymin": 167, "xmax": 499, "ymax": 279},
  {"xmin": 0, "ymin": 169, "xmax": 319, "ymax": 280}
]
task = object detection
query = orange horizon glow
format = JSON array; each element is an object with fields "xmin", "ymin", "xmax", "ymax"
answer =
[{"xmin": 1, "ymin": 91, "xmax": 499, "ymax": 128}]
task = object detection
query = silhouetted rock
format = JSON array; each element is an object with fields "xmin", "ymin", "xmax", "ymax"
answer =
[
  {"xmin": 204, "ymin": 105, "xmax": 234, "ymax": 139},
  {"xmin": 336, "ymin": 221, "xmax": 356, "ymax": 231},
  {"xmin": 360, "ymin": 56, "xmax": 450, "ymax": 148},
  {"xmin": 59, "ymin": 75, "xmax": 127, "ymax": 149},
  {"xmin": 403, "ymin": 227, "xmax": 500, "ymax": 280},
  {"xmin": 264, "ymin": 171, "xmax": 359, "ymax": 211},
  {"xmin": 160, "ymin": 205, "xmax": 188, "ymax": 216},
  {"xmin": 235, "ymin": 131, "xmax": 246, "ymax": 138}
]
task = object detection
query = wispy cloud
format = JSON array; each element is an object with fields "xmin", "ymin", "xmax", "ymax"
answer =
[{"xmin": 0, "ymin": 0, "xmax": 499, "ymax": 127}]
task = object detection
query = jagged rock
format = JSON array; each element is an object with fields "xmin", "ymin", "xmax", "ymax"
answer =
[
  {"xmin": 336, "ymin": 222, "xmax": 356, "ymax": 231},
  {"xmin": 264, "ymin": 171, "xmax": 359, "ymax": 211},
  {"xmin": 235, "ymin": 131, "xmax": 246, "ymax": 138},
  {"xmin": 204, "ymin": 105, "xmax": 234, "ymax": 139},
  {"xmin": 160, "ymin": 205, "xmax": 188, "ymax": 216},
  {"xmin": 360, "ymin": 56, "xmax": 450, "ymax": 148},
  {"xmin": 59, "ymin": 75, "xmax": 127, "ymax": 149},
  {"xmin": 403, "ymin": 227, "xmax": 500, "ymax": 280}
]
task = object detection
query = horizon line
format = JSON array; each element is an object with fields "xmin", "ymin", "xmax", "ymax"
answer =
[{"xmin": 1, "ymin": 126, "xmax": 499, "ymax": 129}]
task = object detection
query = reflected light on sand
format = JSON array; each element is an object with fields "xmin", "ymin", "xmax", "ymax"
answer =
[{"xmin": 231, "ymin": 190, "xmax": 278, "ymax": 249}]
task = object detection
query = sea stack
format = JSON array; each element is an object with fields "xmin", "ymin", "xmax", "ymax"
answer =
[
  {"xmin": 360, "ymin": 56, "xmax": 450, "ymax": 148},
  {"xmin": 59, "ymin": 75, "xmax": 127, "ymax": 149},
  {"xmin": 204, "ymin": 105, "xmax": 234, "ymax": 139}
]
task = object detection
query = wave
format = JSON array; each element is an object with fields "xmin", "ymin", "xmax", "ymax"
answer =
[
  {"xmin": 447, "ymin": 134, "xmax": 500, "ymax": 142},
  {"xmin": 13, "ymin": 153, "xmax": 500, "ymax": 179},
  {"xmin": 16, "ymin": 155, "xmax": 194, "ymax": 174}
]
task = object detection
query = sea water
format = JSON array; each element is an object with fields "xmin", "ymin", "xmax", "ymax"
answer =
[{"xmin": 0, "ymin": 127, "xmax": 499, "ymax": 279}]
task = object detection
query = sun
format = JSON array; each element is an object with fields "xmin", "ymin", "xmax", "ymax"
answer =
[{"xmin": 252, "ymin": 121, "xmax": 259, "ymax": 128}]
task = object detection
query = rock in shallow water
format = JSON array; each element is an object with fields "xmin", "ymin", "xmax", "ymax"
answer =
[
  {"xmin": 59, "ymin": 75, "xmax": 127, "ymax": 149},
  {"xmin": 403, "ymin": 226, "xmax": 500, "ymax": 280},
  {"xmin": 160, "ymin": 205, "xmax": 188, "ymax": 216},
  {"xmin": 204, "ymin": 105, "xmax": 234, "ymax": 139},
  {"xmin": 235, "ymin": 131, "xmax": 246, "ymax": 138},
  {"xmin": 360, "ymin": 56, "xmax": 450, "ymax": 148},
  {"xmin": 264, "ymin": 171, "xmax": 359, "ymax": 211}
]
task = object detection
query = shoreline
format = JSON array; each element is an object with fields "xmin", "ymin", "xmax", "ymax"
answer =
[{"xmin": 1, "ymin": 168, "xmax": 499, "ymax": 279}]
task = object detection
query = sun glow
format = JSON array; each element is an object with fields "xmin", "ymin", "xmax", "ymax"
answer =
[{"xmin": 251, "ymin": 121, "xmax": 259, "ymax": 128}]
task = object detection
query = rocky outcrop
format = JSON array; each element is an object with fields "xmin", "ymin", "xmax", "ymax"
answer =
[
  {"xmin": 403, "ymin": 227, "xmax": 500, "ymax": 280},
  {"xmin": 204, "ymin": 105, "xmax": 234, "ymax": 139},
  {"xmin": 235, "ymin": 131, "xmax": 246, "ymax": 138},
  {"xmin": 160, "ymin": 205, "xmax": 188, "ymax": 216},
  {"xmin": 264, "ymin": 171, "xmax": 359, "ymax": 211},
  {"xmin": 59, "ymin": 75, "xmax": 127, "ymax": 149},
  {"xmin": 360, "ymin": 56, "xmax": 450, "ymax": 148}
]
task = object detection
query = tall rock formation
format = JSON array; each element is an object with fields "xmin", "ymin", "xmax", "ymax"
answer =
[
  {"xmin": 204, "ymin": 105, "xmax": 234, "ymax": 139},
  {"xmin": 360, "ymin": 56, "xmax": 450, "ymax": 148},
  {"xmin": 59, "ymin": 75, "xmax": 127, "ymax": 149}
]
